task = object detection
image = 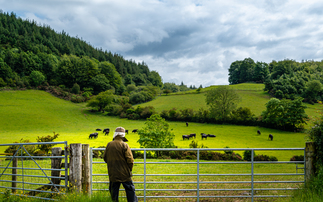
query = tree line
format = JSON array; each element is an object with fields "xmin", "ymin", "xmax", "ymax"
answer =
[
  {"xmin": 0, "ymin": 11, "xmax": 163, "ymax": 101},
  {"xmin": 228, "ymin": 58, "xmax": 323, "ymax": 104}
]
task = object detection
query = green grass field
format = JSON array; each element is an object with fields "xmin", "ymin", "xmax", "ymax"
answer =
[
  {"xmin": 139, "ymin": 83, "xmax": 323, "ymax": 118},
  {"xmin": 0, "ymin": 87, "xmax": 320, "ymax": 161}
]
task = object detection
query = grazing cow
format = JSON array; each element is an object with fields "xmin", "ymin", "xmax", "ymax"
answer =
[
  {"xmin": 89, "ymin": 132, "xmax": 98, "ymax": 139},
  {"xmin": 268, "ymin": 134, "xmax": 273, "ymax": 141},
  {"xmin": 96, "ymin": 128, "xmax": 102, "ymax": 131},
  {"xmin": 207, "ymin": 134, "xmax": 216, "ymax": 138},
  {"xmin": 257, "ymin": 130, "xmax": 261, "ymax": 135},
  {"xmin": 125, "ymin": 130, "xmax": 128, "ymax": 134},
  {"xmin": 132, "ymin": 129, "xmax": 138, "ymax": 133},
  {"xmin": 182, "ymin": 135, "xmax": 190, "ymax": 140},
  {"xmin": 189, "ymin": 133, "xmax": 196, "ymax": 138},
  {"xmin": 103, "ymin": 128, "xmax": 110, "ymax": 136},
  {"xmin": 201, "ymin": 133, "xmax": 208, "ymax": 140},
  {"xmin": 186, "ymin": 122, "xmax": 189, "ymax": 127}
]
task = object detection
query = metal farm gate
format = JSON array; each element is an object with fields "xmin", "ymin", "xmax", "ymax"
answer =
[
  {"xmin": 0, "ymin": 141, "xmax": 68, "ymax": 201},
  {"xmin": 90, "ymin": 147, "xmax": 305, "ymax": 202}
]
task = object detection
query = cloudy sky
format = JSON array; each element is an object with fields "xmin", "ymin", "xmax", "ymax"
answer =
[{"xmin": 1, "ymin": 0, "xmax": 323, "ymax": 87}]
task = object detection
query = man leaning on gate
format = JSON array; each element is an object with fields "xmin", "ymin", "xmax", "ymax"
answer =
[{"xmin": 103, "ymin": 127, "xmax": 138, "ymax": 202}]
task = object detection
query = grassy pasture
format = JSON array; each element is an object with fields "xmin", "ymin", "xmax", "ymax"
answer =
[
  {"xmin": 0, "ymin": 88, "xmax": 320, "ymax": 160},
  {"xmin": 139, "ymin": 83, "xmax": 323, "ymax": 119}
]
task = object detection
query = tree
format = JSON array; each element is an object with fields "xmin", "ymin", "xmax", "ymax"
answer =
[
  {"xmin": 205, "ymin": 86, "xmax": 241, "ymax": 121},
  {"xmin": 163, "ymin": 89, "xmax": 172, "ymax": 96},
  {"xmin": 305, "ymin": 80, "xmax": 322, "ymax": 103},
  {"xmin": 86, "ymin": 90, "xmax": 114, "ymax": 112},
  {"xmin": 89, "ymin": 74, "xmax": 110, "ymax": 95},
  {"xmin": 137, "ymin": 114, "xmax": 175, "ymax": 156},
  {"xmin": 261, "ymin": 97, "xmax": 308, "ymax": 131},
  {"xmin": 29, "ymin": 70, "xmax": 45, "ymax": 86},
  {"xmin": 71, "ymin": 83, "xmax": 80, "ymax": 94}
]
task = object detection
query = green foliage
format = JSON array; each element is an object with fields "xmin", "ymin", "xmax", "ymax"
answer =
[
  {"xmin": 71, "ymin": 83, "xmax": 80, "ymax": 94},
  {"xmin": 163, "ymin": 82, "xmax": 179, "ymax": 93},
  {"xmin": 137, "ymin": 114, "xmax": 175, "ymax": 156},
  {"xmin": 4, "ymin": 139, "xmax": 37, "ymax": 156},
  {"xmin": 261, "ymin": 97, "xmax": 308, "ymax": 131},
  {"xmin": 163, "ymin": 89, "xmax": 172, "ymax": 95},
  {"xmin": 189, "ymin": 140, "xmax": 207, "ymax": 148},
  {"xmin": 86, "ymin": 90, "xmax": 114, "ymax": 112},
  {"xmin": 0, "ymin": 77, "xmax": 6, "ymax": 87},
  {"xmin": 205, "ymin": 86, "xmax": 241, "ymax": 121},
  {"xmin": 308, "ymin": 117, "xmax": 323, "ymax": 168},
  {"xmin": 290, "ymin": 155, "xmax": 304, "ymax": 161},
  {"xmin": 0, "ymin": 11, "xmax": 162, "ymax": 96},
  {"xmin": 243, "ymin": 150, "xmax": 255, "ymax": 161},
  {"xmin": 36, "ymin": 132, "xmax": 60, "ymax": 155},
  {"xmin": 29, "ymin": 70, "xmax": 45, "ymax": 86}
]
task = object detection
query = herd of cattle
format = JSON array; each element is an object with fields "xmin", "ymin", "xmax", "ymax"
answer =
[
  {"xmin": 182, "ymin": 133, "xmax": 216, "ymax": 140},
  {"xmin": 89, "ymin": 128, "xmax": 138, "ymax": 139},
  {"xmin": 88, "ymin": 124, "xmax": 274, "ymax": 141}
]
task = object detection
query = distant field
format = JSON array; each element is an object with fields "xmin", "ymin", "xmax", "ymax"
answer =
[
  {"xmin": 0, "ymin": 89, "xmax": 317, "ymax": 160},
  {"xmin": 139, "ymin": 83, "xmax": 323, "ymax": 119}
]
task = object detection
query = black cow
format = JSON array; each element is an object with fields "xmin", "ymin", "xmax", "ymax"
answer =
[
  {"xmin": 257, "ymin": 130, "xmax": 261, "ymax": 135},
  {"xmin": 189, "ymin": 133, "xmax": 196, "ymax": 138},
  {"xmin": 268, "ymin": 134, "xmax": 273, "ymax": 141},
  {"xmin": 89, "ymin": 132, "xmax": 98, "ymax": 139},
  {"xmin": 103, "ymin": 128, "xmax": 110, "ymax": 135},
  {"xmin": 201, "ymin": 133, "xmax": 208, "ymax": 140},
  {"xmin": 125, "ymin": 130, "xmax": 129, "ymax": 134},
  {"xmin": 96, "ymin": 128, "xmax": 102, "ymax": 131},
  {"xmin": 132, "ymin": 129, "xmax": 138, "ymax": 133},
  {"xmin": 186, "ymin": 122, "xmax": 189, "ymax": 127},
  {"xmin": 182, "ymin": 135, "xmax": 190, "ymax": 140},
  {"xmin": 207, "ymin": 134, "xmax": 216, "ymax": 138}
]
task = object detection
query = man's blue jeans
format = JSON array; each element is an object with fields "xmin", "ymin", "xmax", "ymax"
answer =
[{"xmin": 109, "ymin": 181, "xmax": 138, "ymax": 202}]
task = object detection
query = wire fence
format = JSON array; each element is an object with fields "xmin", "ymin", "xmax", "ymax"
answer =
[
  {"xmin": 0, "ymin": 142, "xmax": 68, "ymax": 201},
  {"xmin": 91, "ymin": 147, "xmax": 305, "ymax": 202}
]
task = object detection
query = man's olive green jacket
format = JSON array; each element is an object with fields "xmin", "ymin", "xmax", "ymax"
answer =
[{"xmin": 103, "ymin": 136, "xmax": 134, "ymax": 182}]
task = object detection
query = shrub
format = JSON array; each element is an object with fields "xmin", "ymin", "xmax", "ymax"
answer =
[
  {"xmin": 243, "ymin": 150, "xmax": 255, "ymax": 161},
  {"xmin": 0, "ymin": 78, "xmax": 7, "ymax": 87},
  {"xmin": 254, "ymin": 154, "xmax": 278, "ymax": 161},
  {"xmin": 224, "ymin": 146, "xmax": 233, "ymax": 155},
  {"xmin": 71, "ymin": 83, "xmax": 80, "ymax": 94},
  {"xmin": 92, "ymin": 146, "xmax": 106, "ymax": 158},
  {"xmin": 290, "ymin": 155, "xmax": 304, "ymax": 162}
]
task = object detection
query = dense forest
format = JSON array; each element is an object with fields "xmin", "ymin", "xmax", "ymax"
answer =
[
  {"xmin": 0, "ymin": 11, "xmax": 163, "ymax": 99},
  {"xmin": 228, "ymin": 58, "xmax": 323, "ymax": 103}
]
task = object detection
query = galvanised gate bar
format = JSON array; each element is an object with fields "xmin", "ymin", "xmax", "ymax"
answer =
[{"xmin": 91, "ymin": 147, "xmax": 305, "ymax": 202}]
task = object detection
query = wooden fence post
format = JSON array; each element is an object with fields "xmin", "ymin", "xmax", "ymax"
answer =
[
  {"xmin": 12, "ymin": 156, "xmax": 17, "ymax": 193},
  {"xmin": 82, "ymin": 144, "xmax": 91, "ymax": 195},
  {"xmin": 305, "ymin": 142, "xmax": 316, "ymax": 182},
  {"xmin": 69, "ymin": 143, "xmax": 82, "ymax": 192},
  {"xmin": 51, "ymin": 147, "xmax": 63, "ymax": 188}
]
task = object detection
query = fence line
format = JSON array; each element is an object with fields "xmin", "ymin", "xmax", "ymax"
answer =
[{"xmin": 91, "ymin": 147, "xmax": 305, "ymax": 202}]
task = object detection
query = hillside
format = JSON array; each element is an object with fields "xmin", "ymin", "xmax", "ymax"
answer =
[
  {"xmin": 0, "ymin": 12, "xmax": 162, "ymax": 95},
  {"xmin": 0, "ymin": 89, "xmax": 315, "ymax": 160},
  {"xmin": 138, "ymin": 83, "xmax": 323, "ymax": 118}
]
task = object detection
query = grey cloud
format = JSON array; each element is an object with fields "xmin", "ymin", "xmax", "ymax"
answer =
[{"xmin": 1, "ymin": 0, "xmax": 323, "ymax": 86}]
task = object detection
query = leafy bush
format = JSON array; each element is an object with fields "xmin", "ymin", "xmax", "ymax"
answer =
[
  {"xmin": 92, "ymin": 146, "xmax": 106, "ymax": 158},
  {"xmin": 224, "ymin": 146, "xmax": 233, "ymax": 155},
  {"xmin": 254, "ymin": 154, "xmax": 278, "ymax": 161},
  {"xmin": 71, "ymin": 83, "xmax": 80, "ymax": 94},
  {"xmin": 290, "ymin": 155, "xmax": 304, "ymax": 162},
  {"xmin": 243, "ymin": 150, "xmax": 255, "ymax": 161}
]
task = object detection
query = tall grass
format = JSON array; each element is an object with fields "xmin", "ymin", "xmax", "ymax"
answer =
[
  {"xmin": 0, "ymin": 189, "xmax": 118, "ymax": 202},
  {"xmin": 289, "ymin": 168, "xmax": 323, "ymax": 202}
]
